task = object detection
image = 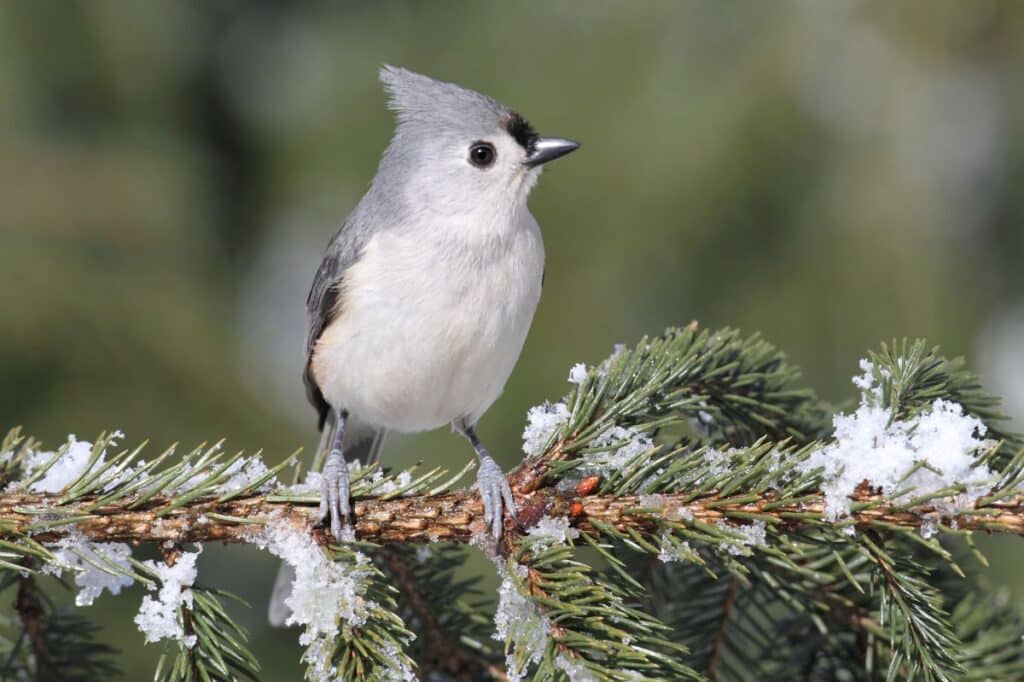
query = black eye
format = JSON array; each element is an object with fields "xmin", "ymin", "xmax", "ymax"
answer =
[{"xmin": 468, "ymin": 142, "xmax": 496, "ymax": 168}]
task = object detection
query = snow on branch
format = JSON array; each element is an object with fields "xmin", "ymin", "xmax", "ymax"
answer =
[
  {"xmin": 2, "ymin": 328, "xmax": 1022, "ymax": 681},
  {"xmin": 1, "ymin": 473, "xmax": 1023, "ymax": 550}
]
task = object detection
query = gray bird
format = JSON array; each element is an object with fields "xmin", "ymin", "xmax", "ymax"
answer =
[{"xmin": 305, "ymin": 66, "xmax": 578, "ymax": 543}]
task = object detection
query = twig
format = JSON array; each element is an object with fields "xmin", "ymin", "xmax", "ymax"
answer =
[
  {"xmin": 376, "ymin": 547, "xmax": 497, "ymax": 681},
  {"xmin": 2, "ymin": 483, "xmax": 1022, "ymax": 547},
  {"xmin": 706, "ymin": 578, "xmax": 739, "ymax": 680},
  {"xmin": 15, "ymin": 562, "xmax": 50, "ymax": 679}
]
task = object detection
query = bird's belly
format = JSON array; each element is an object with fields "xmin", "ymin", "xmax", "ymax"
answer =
[
  {"xmin": 311, "ymin": 232, "xmax": 543, "ymax": 432},
  {"xmin": 317, "ymin": 315, "xmax": 526, "ymax": 431}
]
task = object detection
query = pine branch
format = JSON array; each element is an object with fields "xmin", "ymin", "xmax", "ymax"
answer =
[
  {"xmin": 863, "ymin": 535, "xmax": 962, "ymax": 681},
  {"xmin": 15, "ymin": 569, "xmax": 49, "ymax": 677},
  {"xmin": 516, "ymin": 325, "xmax": 833, "ymax": 494},
  {"xmin": 1, "ymin": 562, "xmax": 120, "ymax": 680},
  {"xmin": 148, "ymin": 546, "xmax": 261, "ymax": 682},
  {"xmin": 494, "ymin": 524, "xmax": 700, "ymax": 681},
  {"xmin": 705, "ymin": 578, "xmax": 739, "ymax": 680},
  {"xmin": 867, "ymin": 339, "xmax": 1022, "ymax": 462},
  {"xmin": 952, "ymin": 588, "xmax": 1024, "ymax": 680},
  {"xmin": 306, "ymin": 542, "xmax": 417, "ymax": 681},
  {"xmin": 376, "ymin": 546, "xmax": 504, "ymax": 680},
  {"xmin": 2, "ymin": 327, "xmax": 1022, "ymax": 680},
  {"xmin": 2, "ymin": 480, "xmax": 1022, "ymax": 549}
]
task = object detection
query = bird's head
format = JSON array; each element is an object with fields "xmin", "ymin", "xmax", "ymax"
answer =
[{"xmin": 375, "ymin": 65, "xmax": 579, "ymax": 224}]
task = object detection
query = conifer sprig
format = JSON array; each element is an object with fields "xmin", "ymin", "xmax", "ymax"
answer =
[{"xmin": 0, "ymin": 327, "xmax": 1022, "ymax": 680}]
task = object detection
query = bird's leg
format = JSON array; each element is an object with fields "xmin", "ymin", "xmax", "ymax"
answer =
[
  {"xmin": 318, "ymin": 408, "xmax": 351, "ymax": 543},
  {"xmin": 454, "ymin": 419, "xmax": 517, "ymax": 540}
]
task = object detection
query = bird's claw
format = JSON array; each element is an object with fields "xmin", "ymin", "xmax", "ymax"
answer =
[
  {"xmin": 317, "ymin": 449, "xmax": 351, "ymax": 543},
  {"xmin": 477, "ymin": 454, "xmax": 516, "ymax": 540}
]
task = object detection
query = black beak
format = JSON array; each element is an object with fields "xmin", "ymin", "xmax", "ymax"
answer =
[{"xmin": 523, "ymin": 137, "xmax": 580, "ymax": 168}]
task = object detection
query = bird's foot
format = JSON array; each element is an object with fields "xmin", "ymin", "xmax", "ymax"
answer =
[
  {"xmin": 317, "ymin": 448, "xmax": 352, "ymax": 543},
  {"xmin": 476, "ymin": 453, "xmax": 517, "ymax": 540}
]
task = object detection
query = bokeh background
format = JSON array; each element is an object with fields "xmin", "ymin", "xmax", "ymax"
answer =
[{"xmin": 2, "ymin": 1, "xmax": 1023, "ymax": 678}]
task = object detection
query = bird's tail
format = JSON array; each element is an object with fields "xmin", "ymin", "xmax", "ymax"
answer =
[{"xmin": 268, "ymin": 414, "xmax": 386, "ymax": 627}]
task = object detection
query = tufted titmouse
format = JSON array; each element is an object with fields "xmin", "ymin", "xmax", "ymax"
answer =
[{"xmin": 305, "ymin": 66, "xmax": 578, "ymax": 542}]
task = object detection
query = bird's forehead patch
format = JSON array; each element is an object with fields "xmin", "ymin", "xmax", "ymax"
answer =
[{"xmin": 503, "ymin": 112, "xmax": 537, "ymax": 153}]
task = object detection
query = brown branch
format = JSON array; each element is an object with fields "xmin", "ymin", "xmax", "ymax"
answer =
[
  {"xmin": 14, "ymin": 561, "xmax": 51, "ymax": 679},
  {"xmin": 376, "ymin": 547, "xmax": 502, "ymax": 681},
  {"xmin": 706, "ymin": 578, "xmax": 740, "ymax": 680},
  {"xmin": 1, "ymin": 484, "xmax": 1023, "ymax": 547}
]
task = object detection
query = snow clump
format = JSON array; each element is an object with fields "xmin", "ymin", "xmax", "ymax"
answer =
[
  {"xmin": 526, "ymin": 516, "xmax": 579, "ymax": 552},
  {"xmin": 216, "ymin": 456, "xmax": 274, "ymax": 494},
  {"xmin": 248, "ymin": 519, "xmax": 376, "ymax": 679},
  {"xmin": 716, "ymin": 520, "xmax": 767, "ymax": 556},
  {"xmin": 41, "ymin": 532, "xmax": 134, "ymax": 606},
  {"xmin": 522, "ymin": 402, "xmax": 571, "ymax": 456},
  {"xmin": 800, "ymin": 360, "xmax": 994, "ymax": 524},
  {"xmin": 134, "ymin": 548, "xmax": 201, "ymax": 646},
  {"xmin": 21, "ymin": 433, "xmax": 126, "ymax": 493},
  {"xmin": 568, "ymin": 363, "xmax": 588, "ymax": 385},
  {"xmin": 494, "ymin": 563, "xmax": 550, "ymax": 682},
  {"xmin": 494, "ymin": 516, "xmax": 578, "ymax": 680}
]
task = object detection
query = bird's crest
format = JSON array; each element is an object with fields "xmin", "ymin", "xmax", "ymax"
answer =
[{"xmin": 379, "ymin": 65, "xmax": 520, "ymax": 138}]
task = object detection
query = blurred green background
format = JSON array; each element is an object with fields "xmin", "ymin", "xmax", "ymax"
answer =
[{"xmin": 2, "ymin": 1, "xmax": 1023, "ymax": 678}]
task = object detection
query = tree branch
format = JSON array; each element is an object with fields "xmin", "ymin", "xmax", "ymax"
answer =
[
  {"xmin": 3, "ymin": 479, "xmax": 1022, "ymax": 547},
  {"xmin": 376, "ymin": 547, "xmax": 505, "ymax": 681},
  {"xmin": 15, "ymin": 567, "xmax": 50, "ymax": 678},
  {"xmin": 706, "ymin": 578, "xmax": 739, "ymax": 681}
]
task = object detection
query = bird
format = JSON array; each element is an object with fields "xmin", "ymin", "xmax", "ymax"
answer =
[{"xmin": 305, "ymin": 65, "xmax": 579, "ymax": 543}]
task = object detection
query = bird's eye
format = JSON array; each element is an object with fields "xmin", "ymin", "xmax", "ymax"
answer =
[{"xmin": 468, "ymin": 142, "xmax": 496, "ymax": 168}]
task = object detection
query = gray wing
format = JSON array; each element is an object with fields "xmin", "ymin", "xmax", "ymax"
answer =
[{"xmin": 304, "ymin": 215, "xmax": 374, "ymax": 431}]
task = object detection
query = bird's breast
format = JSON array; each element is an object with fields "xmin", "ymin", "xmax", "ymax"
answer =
[{"xmin": 311, "ymin": 215, "xmax": 544, "ymax": 432}]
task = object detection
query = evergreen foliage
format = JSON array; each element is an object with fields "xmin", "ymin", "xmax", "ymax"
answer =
[{"xmin": 0, "ymin": 326, "xmax": 1022, "ymax": 680}]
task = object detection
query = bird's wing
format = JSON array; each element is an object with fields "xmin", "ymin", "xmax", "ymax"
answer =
[{"xmin": 304, "ymin": 216, "xmax": 374, "ymax": 430}]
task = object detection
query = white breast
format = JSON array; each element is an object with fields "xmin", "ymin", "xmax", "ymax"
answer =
[{"xmin": 311, "ymin": 211, "xmax": 544, "ymax": 433}]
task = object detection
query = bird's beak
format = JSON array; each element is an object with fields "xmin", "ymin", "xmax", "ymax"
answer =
[{"xmin": 523, "ymin": 137, "xmax": 580, "ymax": 168}]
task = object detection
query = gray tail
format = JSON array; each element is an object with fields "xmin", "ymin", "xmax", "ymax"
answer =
[{"xmin": 268, "ymin": 415, "xmax": 386, "ymax": 627}]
